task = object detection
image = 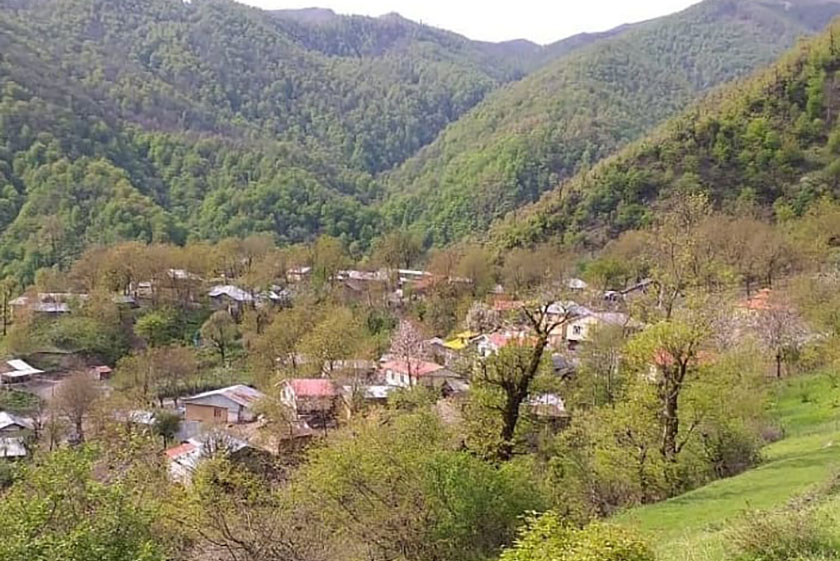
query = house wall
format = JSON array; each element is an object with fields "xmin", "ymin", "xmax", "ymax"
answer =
[
  {"xmin": 297, "ymin": 396, "xmax": 336, "ymax": 414},
  {"xmin": 385, "ymin": 369, "xmax": 411, "ymax": 387},
  {"xmin": 185, "ymin": 395, "xmax": 256, "ymax": 423},
  {"xmin": 566, "ymin": 316, "xmax": 598, "ymax": 343},
  {"xmin": 185, "ymin": 403, "xmax": 227, "ymax": 424}
]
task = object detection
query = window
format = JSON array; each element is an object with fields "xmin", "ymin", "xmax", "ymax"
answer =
[{"xmin": 572, "ymin": 325, "xmax": 582, "ymax": 335}]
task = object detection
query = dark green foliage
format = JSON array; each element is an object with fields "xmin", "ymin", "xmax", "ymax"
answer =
[
  {"xmin": 0, "ymin": 447, "xmax": 173, "ymax": 560},
  {"xmin": 0, "ymin": 0, "xmax": 564, "ymax": 281},
  {"xmin": 384, "ymin": 0, "xmax": 840, "ymax": 244},
  {"xmin": 496, "ymin": 20, "xmax": 840, "ymax": 248}
]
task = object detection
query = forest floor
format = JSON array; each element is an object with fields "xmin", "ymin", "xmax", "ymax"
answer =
[{"xmin": 616, "ymin": 371, "xmax": 840, "ymax": 561}]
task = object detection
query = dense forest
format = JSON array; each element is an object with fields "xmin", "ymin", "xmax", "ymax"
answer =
[
  {"xmin": 383, "ymin": 0, "xmax": 840, "ymax": 244},
  {"xmin": 493, "ymin": 16, "xmax": 840, "ymax": 248},
  {"xmin": 0, "ymin": 0, "xmax": 839, "ymax": 285},
  {"xmin": 0, "ymin": 0, "xmax": 585, "ymax": 281}
]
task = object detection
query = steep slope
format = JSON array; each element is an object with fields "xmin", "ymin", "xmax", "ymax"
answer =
[
  {"xmin": 0, "ymin": 0, "xmax": 583, "ymax": 281},
  {"xmin": 383, "ymin": 0, "xmax": 840, "ymax": 244},
  {"xmin": 492, "ymin": 18, "xmax": 840, "ymax": 248}
]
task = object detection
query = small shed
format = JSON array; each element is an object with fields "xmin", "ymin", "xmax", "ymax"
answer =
[
  {"xmin": 91, "ymin": 365, "xmax": 113, "ymax": 381},
  {"xmin": 0, "ymin": 359, "xmax": 43, "ymax": 384}
]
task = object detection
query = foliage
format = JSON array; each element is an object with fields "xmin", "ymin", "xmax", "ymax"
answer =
[
  {"xmin": 0, "ymin": 446, "xmax": 178, "ymax": 561},
  {"xmin": 385, "ymin": 0, "xmax": 840, "ymax": 244},
  {"xmin": 499, "ymin": 511, "xmax": 653, "ymax": 561},
  {"xmin": 296, "ymin": 410, "xmax": 544, "ymax": 561},
  {"xmin": 497, "ymin": 19, "xmax": 840, "ymax": 250}
]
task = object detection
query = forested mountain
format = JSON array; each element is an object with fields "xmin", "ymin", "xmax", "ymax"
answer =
[
  {"xmin": 492, "ymin": 17, "xmax": 840, "ymax": 248},
  {"xmin": 0, "ymin": 0, "xmax": 575, "ymax": 281},
  {"xmin": 2, "ymin": 0, "xmax": 840, "ymax": 283},
  {"xmin": 383, "ymin": 0, "xmax": 840, "ymax": 244}
]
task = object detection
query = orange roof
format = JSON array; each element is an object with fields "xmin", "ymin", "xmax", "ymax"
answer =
[
  {"xmin": 165, "ymin": 442, "xmax": 196, "ymax": 459},
  {"xmin": 381, "ymin": 359, "xmax": 443, "ymax": 377}
]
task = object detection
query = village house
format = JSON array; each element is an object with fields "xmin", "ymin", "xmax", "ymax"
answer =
[
  {"xmin": 10, "ymin": 292, "xmax": 87, "ymax": 316},
  {"xmin": 341, "ymin": 384, "xmax": 396, "ymax": 409},
  {"xmin": 90, "ymin": 365, "xmax": 113, "ymax": 381},
  {"xmin": 165, "ymin": 431, "xmax": 251, "ymax": 484},
  {"xmin": 0, "ymin": 411, "xmax": 33, "ymax": 460},
  {"xmin": 287, "ymin": 266, "xmax": 312, "ymax": 283},
  {"xmin": 380, "ymin": 359, "xmax": 462, "ymax": 389},
  {"xmin": 0, "ymin": 359, "xmax": 43, "ymax": 385},
  {"xmin": 280, "ymin": 379, "xmax": 339, "ymax": 426},
  {"xmin": 0, "ymin": 411, "xmax": 34, "ymax": 435},
  {"xmin": 208, "ymin": 284, "xmax": 254, "ymax": 314},
  {"xmin": 565, "ymin": 311, "xmax": 635, "ymax": 347},
  {"xmin": 182, "ymin": 385, "xmax": 264, "ymax": 424},
  {"xmin": 475, "ymin": 331, "xmax": 532, "ymax": 358}
]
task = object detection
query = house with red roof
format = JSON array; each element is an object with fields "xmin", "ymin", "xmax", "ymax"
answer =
[
  {"xmin": 280, "ymin": 379, "xmax": 339, "ymax": 426},
  {"xmin": 380, "ymin": 359, "xmax": 462, "ymax": 389},
  {"xmin": 182, "ymin": 384, "xmax": 264, "ymax": 424},
  {"xmin": 475, "ymin": 331, "xmax": 534, "ymax": 358}
]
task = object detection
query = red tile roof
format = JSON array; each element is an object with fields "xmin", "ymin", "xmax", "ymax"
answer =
[
  {"xmin": 381, "ymin": 359, "xmax": 443, "ymax": 377},
  {"xmin": 289, "ymin": 379, "xmax": 337, "ymax": 398},
  {"xmin": 165, "ymin": 442, "xmax": 196, "ymax": 459}
]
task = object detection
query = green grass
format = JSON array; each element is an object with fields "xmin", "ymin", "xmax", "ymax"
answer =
[
  {"xmin": 0, "ymin": 388, "xmax": 41, "ymax": 413},
  {"xmin": 616, "ymin": 371, "xmax": 840, "ymax": 561}
]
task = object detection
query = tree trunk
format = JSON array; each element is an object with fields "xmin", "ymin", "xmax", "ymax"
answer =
[
  {"xmin": 661, "ymin": 390, "xmax": 679, "ymax": 463},
  {"xmin": 776, "ymin": 352, "xmax": 783, "ymax": 379},
  {"xmin": 497, "ymin": 337, "xmax": 548, "ymax": 461}
]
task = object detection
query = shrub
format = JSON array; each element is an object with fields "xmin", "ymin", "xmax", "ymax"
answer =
[
  {"xmin": 499, "ymin": 511, "xmax": 654, "ymax": 561},
  {"xmin": 727, "ymin": 506, "xmax": 839, "ymax": 561}
]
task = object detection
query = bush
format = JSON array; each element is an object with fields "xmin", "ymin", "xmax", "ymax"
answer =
[
  {"xmin": 727, "ymin": 506, "xmax": 839, "ymax": 561},
  {"xmin": 499, "ymin": 511, "xmax": 654, "ymax": 561}
]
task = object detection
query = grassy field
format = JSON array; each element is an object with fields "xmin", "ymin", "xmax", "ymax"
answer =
[{"xmin": 616, "ymin": 371, "xmax": 840, "ymax": 561}]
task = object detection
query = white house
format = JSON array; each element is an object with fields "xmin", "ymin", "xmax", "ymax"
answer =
[
  {"xmin": 380, "ymin": 359, "xmax": 462, "ymax": 389},
  {"xmin": 475, "ymin": 331, "xmax": 532, "ymax": 358},
  {"xmin": 165, "ymin": 431, "xmax": 250, "ymax": 484},
  {"xmin": 182, "ymin": 385, "xmax": 264, "ymax": 424},
  {"xmin": 566, "ymin": 312, "xmax": 633, "ymax": 344}
]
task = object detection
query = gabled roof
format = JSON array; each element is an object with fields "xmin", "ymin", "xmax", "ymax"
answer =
[
  {"xmin": 165, "ymin": 441, "xmax": 197, "ymax": 459},
  {"xmin": 184, "ymin": 385, "xmax": 264, "ymax": 408},
  {"xmin": 5, "ymin": 359, "xmax": 44, "ymax": 377},
  {"xmin": 381, "ymin": 359, "xmax": 444, "ymax": 377},
  {"xmin": 288, "ymin": 379, "xmax": 337, "ymax": 398},
  {"xmin": 208, "ymin": 285, "xmax": 254, "ymax": 303},
  {"xmin": 547, "ymin": 301, "xmax": 591, "ymax": 317},
  {"xmin": 0, "ymin": 411, "xmax": 34, "ymax": 431}
]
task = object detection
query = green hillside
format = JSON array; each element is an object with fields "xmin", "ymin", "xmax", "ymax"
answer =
[
  {"xmin": 493, "ymin": 16, "xmax": 840, "ymax": 248},
  {"xmin": 384, "ymin": 0, "xmax": 840, "ymax": 244},
  {"xmin": 617, "ymin": 370, "xmax": 840, "ymax": 561}
]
